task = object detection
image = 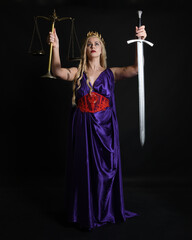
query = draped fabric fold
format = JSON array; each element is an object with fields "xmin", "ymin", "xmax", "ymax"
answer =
[{"xmin": 65, "ymin": 69, "xmax": 138, "ymax": 230}]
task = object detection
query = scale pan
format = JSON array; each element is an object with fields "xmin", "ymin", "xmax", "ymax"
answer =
[
  {"xmin": 32, "ymin": 50, "xmax": 45, "ymax": 56},
  {"xmin": 41, "ymin": 72, "xmax": 56, "ymax": 79}
]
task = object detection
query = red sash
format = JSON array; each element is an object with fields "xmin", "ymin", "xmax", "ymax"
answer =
[{"xmin": 77, "ymin": 92, "xmax": 110, "ymax": 113}]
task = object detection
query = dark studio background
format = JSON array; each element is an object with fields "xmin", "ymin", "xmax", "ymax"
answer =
[{"xmin": 1, "ymin": 0, "xmax": 192, "ymax": 239}]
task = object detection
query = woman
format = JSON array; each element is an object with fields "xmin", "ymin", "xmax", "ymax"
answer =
[{"xmin": 48, "ymin": 26, "xmax": 147, "ymax": 230}]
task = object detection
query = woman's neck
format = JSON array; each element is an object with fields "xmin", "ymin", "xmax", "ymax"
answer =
[{"xmin": 87, "ymin": 58, "xmax": 102, "ymax": 72}]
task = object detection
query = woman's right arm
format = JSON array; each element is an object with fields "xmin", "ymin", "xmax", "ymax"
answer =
[{"xmin": 48, "ymin": 29, "xmax": 77, "ymax": 81}]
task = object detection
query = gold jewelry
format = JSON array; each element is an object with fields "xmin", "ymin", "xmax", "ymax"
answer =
[{"xmin": 86, "ymin": 31, "xmax": 105, "ymax": 45}]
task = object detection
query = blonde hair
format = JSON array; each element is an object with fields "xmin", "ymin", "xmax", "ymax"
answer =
[{"xmin": 72, "ymin": 32, "xmax": 107, "ymax": 106}]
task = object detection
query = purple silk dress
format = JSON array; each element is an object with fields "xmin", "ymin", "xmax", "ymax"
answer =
[{"xmin": 66, "ymin": 68, "xmax": 138, "ymax": 230}]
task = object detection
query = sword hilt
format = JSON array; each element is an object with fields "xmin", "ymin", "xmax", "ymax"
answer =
[
  {"xmin": 127, "ymin": 10, "xmax": 154, "ymax": 46},
  {"xmin": 138, "ymin": 10, "xmax": 142, "ymax": 28}
]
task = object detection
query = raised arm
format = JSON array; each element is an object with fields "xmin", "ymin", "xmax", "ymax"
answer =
[
  {"xmin": 48, "ymin": 28, "xmax": 77, "ymax": 81},
  {"xmin": 111, "ymin": 25, "xmax": 147, "ymax": 82},
  {"xmin": 111, "ymin": 64, "xmax": 138, "ymax": 82}
]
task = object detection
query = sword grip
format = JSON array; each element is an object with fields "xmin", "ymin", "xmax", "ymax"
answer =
[{"xmin": 138, "ymin": 10, "xmax": 142, "ymax": 28}]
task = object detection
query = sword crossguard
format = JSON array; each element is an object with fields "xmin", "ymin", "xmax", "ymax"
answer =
[{"xmin": 127, "ymin": 39, "xmax": 154, "ymax": 47}]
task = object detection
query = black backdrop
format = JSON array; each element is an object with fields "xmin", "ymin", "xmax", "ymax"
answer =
[{"xmin": 1, "ymin": 0, "xmax": 191, "ymax": 183}]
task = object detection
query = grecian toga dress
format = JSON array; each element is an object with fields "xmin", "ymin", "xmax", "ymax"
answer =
[{"xmin": 65, "ymin": 68, "xmax": 138, "ymax": 230}]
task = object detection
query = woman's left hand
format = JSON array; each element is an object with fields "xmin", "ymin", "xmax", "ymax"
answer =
[{"xmin": 136, "ymin": 25, "xmax": 147, "ymax": 40}]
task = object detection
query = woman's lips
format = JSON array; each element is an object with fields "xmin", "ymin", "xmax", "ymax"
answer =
[{"xmin": 91, "ymin": 50, "xmax": 96, "ymax": 53}]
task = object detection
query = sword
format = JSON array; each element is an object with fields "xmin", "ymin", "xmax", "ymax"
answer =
[{"xmin": 127, "ymin": 10, "xmax": 154, "ymax": 146}]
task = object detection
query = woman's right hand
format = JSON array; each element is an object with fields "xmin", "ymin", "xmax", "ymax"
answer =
[{"xmin": 47, "ymin": 28, "xmax": 59, "ymax": 48}]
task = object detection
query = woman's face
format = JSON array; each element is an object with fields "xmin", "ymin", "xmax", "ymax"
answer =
[{"xmin": 86, "ymin": 37, "xmax": 102, "ymax": 60}]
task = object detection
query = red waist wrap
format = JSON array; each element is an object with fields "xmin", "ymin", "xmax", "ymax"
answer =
[{"xmin": 77, "ymin": 92, "xmax": 110, "ymax": 113}]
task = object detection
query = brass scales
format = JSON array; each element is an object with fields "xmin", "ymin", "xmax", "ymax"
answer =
[{"xmin": 28, "ymin": 9, "xmax": 80, "ymax": 79}]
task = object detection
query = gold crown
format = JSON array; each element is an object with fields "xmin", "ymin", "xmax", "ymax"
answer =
[{"xmin": 86, "ymin": 31, "xmax": 105, "ymax": 45}]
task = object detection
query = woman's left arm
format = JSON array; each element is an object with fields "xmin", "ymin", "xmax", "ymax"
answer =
[{"xmin": 111, "ymin": 25, "xmax": 147, "ymax": 82}]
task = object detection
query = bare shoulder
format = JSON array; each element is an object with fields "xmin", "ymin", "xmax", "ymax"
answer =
[
  {"xmin": 109, "ymin": 67, "xmax": 121, "ymax": 82},
  {"xmin": 109, "ymin": 67, "xmax": 116, "ymax": 76},
  {"xmin": 67, "ymin": 67, "xmax": 78, "ymax": 81}
]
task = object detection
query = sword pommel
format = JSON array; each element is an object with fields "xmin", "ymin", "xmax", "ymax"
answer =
[{"xmin": 138, "ymin": 10, "xmax": 142, "ymax": 19}]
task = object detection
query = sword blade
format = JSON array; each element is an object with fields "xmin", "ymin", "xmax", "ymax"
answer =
[{"xmin": 137, "ymin": 41, "xmax": 145, "ymax": 146}]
